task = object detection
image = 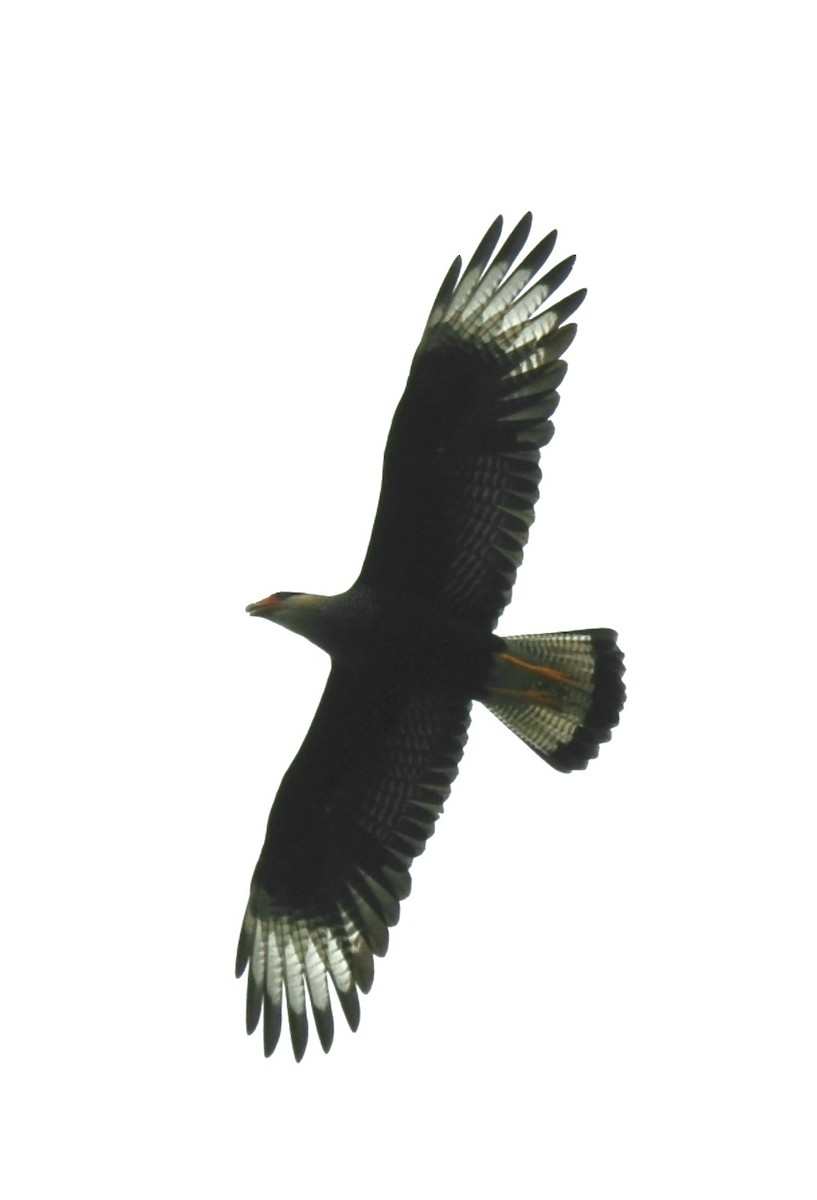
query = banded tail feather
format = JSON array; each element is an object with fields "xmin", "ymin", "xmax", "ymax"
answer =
[{"xmin": 483, "ymin": 630, "xmax": 625, "ymax": 771}]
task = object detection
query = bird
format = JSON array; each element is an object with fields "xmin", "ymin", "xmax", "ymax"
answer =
[{"xmin": 237, "ymin": 214, "xmax": 625, "ymax": 1060}]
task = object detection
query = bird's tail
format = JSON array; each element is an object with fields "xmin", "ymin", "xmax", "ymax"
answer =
[{"xmin": 482, "ymin": 630, "xmax": 625, "ymax": 771}]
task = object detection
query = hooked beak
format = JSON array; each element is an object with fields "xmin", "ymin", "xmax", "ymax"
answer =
[{"xmin": 245, "ymin": 594, "xmax": 281, "ymax": 617}]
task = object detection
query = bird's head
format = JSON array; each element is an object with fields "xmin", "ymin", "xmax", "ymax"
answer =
[{"xmin": 245, "ymin": 591, "xmax": 332, "ymax": 641}]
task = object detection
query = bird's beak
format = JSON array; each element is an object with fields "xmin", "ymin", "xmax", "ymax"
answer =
[{"xmin": 245, "ymin": 594, "xmax": 281, "ymax": 616}]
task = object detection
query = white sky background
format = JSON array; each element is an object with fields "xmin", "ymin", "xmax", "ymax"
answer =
[{"xmin": 2, "ymin": 2, "xmax": 815, "ymax": 1196}]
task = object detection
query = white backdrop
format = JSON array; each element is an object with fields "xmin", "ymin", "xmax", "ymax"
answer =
[{"xmin": 2, "ymin": 2, "xmax": 815, "ymax": 1197}]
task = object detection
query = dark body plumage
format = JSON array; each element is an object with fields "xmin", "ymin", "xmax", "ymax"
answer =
[{"xmin": 238, "ymin": 215, "xmax": 625, "ymax": 1059}]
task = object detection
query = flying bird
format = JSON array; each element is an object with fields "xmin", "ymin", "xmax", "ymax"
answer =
[{"xmin": 237, "ymin": 214, "xmax": 625, "ymax": 1060}]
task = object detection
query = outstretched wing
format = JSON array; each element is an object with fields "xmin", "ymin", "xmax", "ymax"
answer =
[
  {"xmin": 357, "ymin": 214, "xmax": 585, "ymax": 630},
  {"xmin": 236, "ymin": 666, "xmax": 471, "ymax": 1060}
]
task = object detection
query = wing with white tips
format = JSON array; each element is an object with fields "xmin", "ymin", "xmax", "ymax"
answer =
[
  {"xmin": 358, "ymin": 214, "xmax": 586, "ymax": 629},
  {"xmin": 236, "ymin": 666, "xmax": 471, "ymax": 1059}
]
